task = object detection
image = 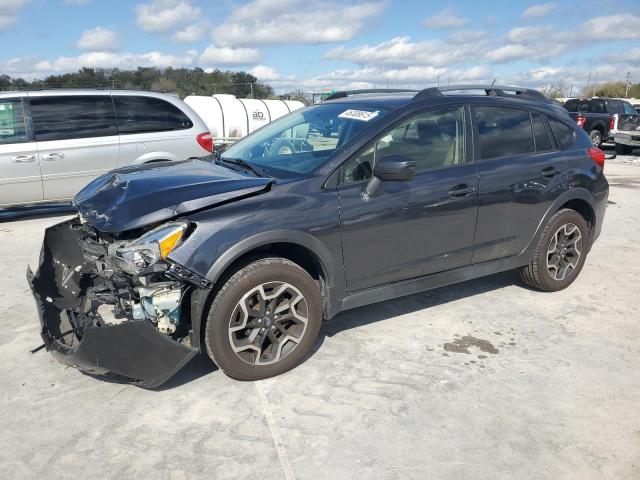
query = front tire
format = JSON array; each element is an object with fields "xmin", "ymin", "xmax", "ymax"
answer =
[
  {"xmin": 204, "ymin": 258, "xmax": 322, "ymax": 380},
  {"xmin": 520, "ymin": 209, "xmax": 589, "ymax": 292}
]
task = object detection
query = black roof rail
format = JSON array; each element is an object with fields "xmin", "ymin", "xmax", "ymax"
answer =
[
  {"xmin": 323, "ymin": 88, "xmax": 419, "ymax": 101},
  {"xmin": 413, "ymin": 85, "xmax": 550, "ymax": 103}
]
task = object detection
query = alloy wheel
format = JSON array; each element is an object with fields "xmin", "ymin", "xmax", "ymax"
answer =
[
  {"xmin": 546, "ymin": 223, "xmax": 583, "ymax": 281},
  {"xmin": 228, "ymin": 281, "xmax": 309, "ymax": 365}
]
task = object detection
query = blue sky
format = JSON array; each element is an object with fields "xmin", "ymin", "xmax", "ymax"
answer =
[{"xmin": 1, "ymin": 0, "xmax": 639, "ymax": 93}]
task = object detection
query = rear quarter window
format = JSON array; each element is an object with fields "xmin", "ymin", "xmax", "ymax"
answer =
[
  {"xmin": 548, "ymin": 118, "xmax": 575, "ymax": 149},
  {"xmin": 114, "ymin": 96, "xmax": 193, "ymax": 134},
  {"xmin": 31, "ymin": 95, "xmax": 118, "ymax": 141}
]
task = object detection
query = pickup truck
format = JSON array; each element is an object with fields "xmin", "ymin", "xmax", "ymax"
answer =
[
  {"xmin": 563, "ymin": 97, "xmax": 639, "ymax": 151},
  {"xmin": 614, "ymin": 114, "xmax": 640, "ymax": 154}
]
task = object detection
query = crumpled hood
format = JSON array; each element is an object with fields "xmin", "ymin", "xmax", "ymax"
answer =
[{"xmin": 74, "ymin": 159, "xmax": 272, "ymax": 233}]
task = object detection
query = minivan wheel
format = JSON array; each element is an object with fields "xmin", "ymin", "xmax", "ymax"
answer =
[
  {"xmin": 204, "ymin": 257, "xmax": 322, "ymax": 380},
  {"xmin": 588, "ymin": 129, "xmax": 603, "ymax": 147},
  {"xmin": 519, "ymin": 209, "xmax": 589, "ymax": 292}
]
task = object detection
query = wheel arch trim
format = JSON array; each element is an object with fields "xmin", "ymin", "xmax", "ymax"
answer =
[
  {"xmin": 189, "ymin": 231, "xmax": 338, "ymax": 353},
  {"xmin": 204, "ymin": 230, "xmax": 336, "ymax": 286},
  {"xmin": 522, "ymin": 188, "xmax": 597, "ymax": 254}
]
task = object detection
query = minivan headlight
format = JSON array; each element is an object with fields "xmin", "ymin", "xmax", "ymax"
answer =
[{"xmin": 113, "ymin": 222, "xmax": 188, "ymax": 274}]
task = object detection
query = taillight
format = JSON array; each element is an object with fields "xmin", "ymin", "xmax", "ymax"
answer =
[
  {"xmin": 197, "ymin": 132, "xmax": 214, "ymax": 153},
  {"xmin": 609, "ymin": 115, "xmax": 615, "ymax": 130},
  {"xmin": 588, "ymin": 147, "xmax": 605, "ymax": 169},
  {"xmin": 577, "ymin": 115, "xmax": 586, "ymax": 128}
]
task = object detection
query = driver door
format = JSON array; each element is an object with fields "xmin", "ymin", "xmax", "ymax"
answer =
[{"xmin": 337, "ymin": 105, "xmax": 479, "ymax": 292}]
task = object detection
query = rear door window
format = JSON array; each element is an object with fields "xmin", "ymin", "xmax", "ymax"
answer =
[
  {"xmin": 474, "ymin": 106, "xmax": 534, "ymax": 160},
  {"xmin": 548, "ymin": 118, "xmax": 575, "ymax": 149},
  {"xmin": 0, "ymin": 98, "xmax": 29, "ymax": 145},
  {"xmin": 31, "ymin": 95, "xmax": 117, "ymax": 141},
  {"xmin": 532, "ymin": 113, "xmax": 553, "ymax": 152},
  {"xmin": 114, "ymin": 96, "xmax": 193, "ymax": 134}
]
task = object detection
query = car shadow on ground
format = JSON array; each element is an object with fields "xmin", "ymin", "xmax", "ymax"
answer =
[
  {"xmin": 319, "ymin": 270, "xmax": 521, "ymax": 339},
  {"xmin": 150, "ymin": 270, "xmax": 523, "ymax": 389}
]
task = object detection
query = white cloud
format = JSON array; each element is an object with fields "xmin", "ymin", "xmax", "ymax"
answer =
[
  {"xmin": 0, "ymin": 0, "xmax": 27, "ymax": 30},
  {"xmin": 424, "ymin": 8, "xmax": 469, "ymax": 28},
  {"xmin": 325, "ymin": 36, "xmax": 483, "ymax": 67},
  {"xmin": 485, "ymin": 44, "xmax": 530, "ymax": 63},
  {"xmin": 249, "ymin": 65, "xmax": 281, "ymax": 81},
  {"xmin": 64, "ymin": 0, "xmax": 92, "ymax": 5},
  {"xmin": 1, "ymin": 50, "xmax": 198, "ymax": 79},
  {"xmin": 212, "ymin": 0, "xmax": 387, "ymax": 46},
  {"xmin": 172, "ymin": 21, "xmax": 210, "ymax": 42},
  {"xmin": 522, "ymin": 3, "xmax": 556, "ymax": 19},
  {"xmin": 199, "ymin": 45, "xmax": 262, "ymax": 66},
  {"xmin": 582, "ymin": 14, "xmax": 640, "ymax": 40},
  {"xmin": 505, "ymin": 26, "xmax": 550, "ymax": 43},
  {"xmin": 76, "ymin": 26, "xmax": 118, "ymax": 51},
  {"xmin": 135, "ymin": 0, "xmax": 200, "ymax": 34}
]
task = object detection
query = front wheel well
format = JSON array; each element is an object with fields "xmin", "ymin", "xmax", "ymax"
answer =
[{"xmin": 193, "ymin": 243, "xmax": 328, "ymax": 352}]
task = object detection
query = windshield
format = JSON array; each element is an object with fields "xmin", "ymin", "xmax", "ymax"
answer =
[{"xmin": 221, "ymin": 103, "xmax": 390, "ymax": 177}]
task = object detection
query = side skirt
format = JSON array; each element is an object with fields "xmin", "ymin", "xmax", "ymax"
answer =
[{"xmin": 339, "ymin": 252, "xmax": 532, "ymax": 313}]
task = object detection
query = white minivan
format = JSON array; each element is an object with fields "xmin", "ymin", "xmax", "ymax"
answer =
[{"xmin": 0, "ymin": 90, "xmax": 213, "ymax": 208}]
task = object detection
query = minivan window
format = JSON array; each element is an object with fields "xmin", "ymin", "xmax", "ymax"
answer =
[
  {"xmin": 532, "ymin": 113, "xmax": 553, "ymax": 151},
  {"xmin": 548, "ymin": 118, "xmax": 575, "ymax": 149},
  {"xmin": 114, "ymin": 96, "xmax": 193, "ymax": 134},
  {"xmin": 31, "ymin": 95, "xmax": 117, "ymax": 142},
  {"xmin": 475, "ymin": 106, "xmax": 534, "ymax": 160},
  {"xmin": 0, "ymin": 98, "xmax": 29, "ymax": 145}
]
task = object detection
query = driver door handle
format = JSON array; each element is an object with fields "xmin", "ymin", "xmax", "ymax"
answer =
[{"xmin": 448, "ymin": 183, "xmax": 476, "ymax": 197}]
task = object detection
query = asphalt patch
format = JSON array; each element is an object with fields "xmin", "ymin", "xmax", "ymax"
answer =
[{"xmin": 443, "ymin": 335, "xmax": 499, "ymax": 355}]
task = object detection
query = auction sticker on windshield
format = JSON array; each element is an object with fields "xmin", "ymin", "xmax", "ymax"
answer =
[{"xmin": 338, "ymin": 109, "xmax": 380, "ymax": 122}]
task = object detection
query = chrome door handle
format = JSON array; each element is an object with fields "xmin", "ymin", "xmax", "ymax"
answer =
[
  {"xmin": 42, "ymin": 152, "xmax": 65, "ymax": 161},
  {"xmin": 11, "ymin": 154, "xmax": 36, "ymax": 163}
]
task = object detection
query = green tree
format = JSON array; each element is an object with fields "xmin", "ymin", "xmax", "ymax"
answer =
[{"xmin": 591, "ymin": 81, "xmax": 627, "ymax": 98}]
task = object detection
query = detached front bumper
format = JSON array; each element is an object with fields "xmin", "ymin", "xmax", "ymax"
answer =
[{"xmin": 28, "ymin": 219, "xmax": 196, "ymax": 388}]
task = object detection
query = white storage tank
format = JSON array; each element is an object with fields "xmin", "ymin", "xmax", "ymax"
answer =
[{"xmin": 184, "ymin": 94, "xmax": 304, "ymax": 147}]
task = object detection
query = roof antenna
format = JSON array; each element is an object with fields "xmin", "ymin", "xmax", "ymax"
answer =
[{"xmin": 491, "ymin": 78, "xmax": 496, "ymax": 85}]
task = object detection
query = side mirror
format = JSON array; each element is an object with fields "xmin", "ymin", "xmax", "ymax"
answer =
[
  {"xmin": 365, "ymin": 155, "xmax": 415, "ymax": 198},
  {"xmin": 373, "ymin": 155, "xmax": 416, "ymax": 181}
]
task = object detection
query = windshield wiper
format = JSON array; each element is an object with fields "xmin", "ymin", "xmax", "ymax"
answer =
[{"xmin": 217, "ymin": 157, "xmax": 265, "ymax": 177}]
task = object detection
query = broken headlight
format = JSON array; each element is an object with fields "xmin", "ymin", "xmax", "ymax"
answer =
[{"xmin": 111, "ymin": 222, "xmax": 188, "ymax": 274}]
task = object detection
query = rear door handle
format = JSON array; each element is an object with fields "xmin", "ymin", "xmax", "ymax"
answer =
[
  {"xmin": 42, "ymin": 152, "xmax": 65, "ymax": 161},
  {"xmin": 542, "ymin": 166, "xmax": 560, "ymax": 177},
  {"xmin": 448, "ymin": 183, "xmax": 476, "ymax": 197},
  {"xmin": 11, "ymin": 154, "xmax": 36, "ymax": 163}
]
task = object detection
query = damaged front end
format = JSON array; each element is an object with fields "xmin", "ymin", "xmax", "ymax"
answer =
[{"xmin": 27, "ymin": 217, "xmax": 211, "ymax": 388}]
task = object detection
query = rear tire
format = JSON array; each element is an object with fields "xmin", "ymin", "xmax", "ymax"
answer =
[
  {"xmin": 588, "ymin": 129, "xmax": 603, "ymax": 147},
  {"xmin": 204, "ymin": 257, "xmax": 322, "ymax": 380},
  {"xmin": 615, "ymin": 143, "xmax": 635, "ymax": 155},
  {"xmin": 519, "ymin": 209, "xmax": 589, "ymax": 292}
]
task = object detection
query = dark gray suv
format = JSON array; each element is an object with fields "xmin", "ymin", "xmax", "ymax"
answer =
[{"xmin": 29, "ymin": 85, "xmax": 609, "ymax": 387}]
